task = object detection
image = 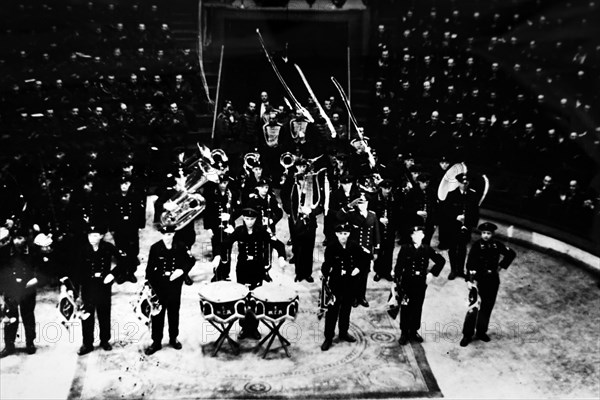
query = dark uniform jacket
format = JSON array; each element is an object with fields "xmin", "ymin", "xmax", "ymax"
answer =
[
  {"xmin": 146, "ymin": 240, "xmax": 195, "ymax": 303},
  {"xmin": 336, "ymin": 208, "xmax": 381, "ymax": 258},
  {"xmin": 372, "ymin": 190, "xmax": 400, "ymax": 237},
  {"xmin": 221, "ymin": 225, "xmax": 285, "ymax": 287},
  {"xmin": 442, "ymin": 187, "xmax": 480, "ymax": 230},
  {"xmin": 0, "ymin": 249, "xmax": 37, "ymax": 301},
  {"xmin": 246, "ymin": 193, "xmax": 283, "ymax": 232},
  {"xmin": 74, "ymin": 241, "xmax": 119, "ymax": 305},
  {"xmin": 395, "ymin": 244, "xmax": 445, "ymax": 287},
  {"xmin": 404, "ymin": 185, "xmax": 438, "ymax": 225},
  {"xmin": 466, "ymin": 239, "xmax": 516, "ymax": 282},
  {"xmin": 321, "ymin": 240, "xmax": 362, "ymax": 296},
  {"xmin": 108, "ymin": 189, "xmax": 146, "ymax": 230},
  {"xmin": 203, "ymin": 186, "xmax": 238, "ymax": 231}
]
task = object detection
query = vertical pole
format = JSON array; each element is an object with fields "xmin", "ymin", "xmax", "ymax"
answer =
[
  {"xmin": 347, "ymin": 46, "xmax": 351, "ymax": 140},
  {"xmin": 211, "ymin": 45, "xmax": 225, "ymax": 141}
]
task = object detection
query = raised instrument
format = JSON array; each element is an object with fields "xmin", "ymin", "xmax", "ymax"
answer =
[
  {"xmin": 243, "ymin": 151, "xmax": 261, "ymax": 175},
  {"xmin": 437, "ymin": 162, "xmax": 468, "ymax": 201},
  {"xmin": 294, "ymin": 63, "xmax": 336, "ymax": 138},
  {"xmin": 280, "ymin": 152, "xmax": 296, "ymax": 174},
  {"xmin": 330, "ymin": 76, "xmax": 377, "ymax": 168},
  {"xmin": 256, "ymin": 29, "xmax": 314, "ymax": 123},
  {"xmin": 437, "ymin": 162, "xmax": 490, "ymax": 206},
  {"xmin": 161, "ymin": 145, "xmax": 220, "ymax": 230}
]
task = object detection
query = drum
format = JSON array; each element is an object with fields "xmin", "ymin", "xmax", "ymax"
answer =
[
  {"xmin": 198, "ymin": 281, "xmax": 249, "ymax": 324},
  {"xmin": 250, "ymin": 283, "xmax": 299, "ymax": 323}
]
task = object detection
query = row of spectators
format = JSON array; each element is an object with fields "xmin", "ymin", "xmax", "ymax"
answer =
[{"xmin": 365, "ymin": 1, "xmax": 599, "ymax": 236}]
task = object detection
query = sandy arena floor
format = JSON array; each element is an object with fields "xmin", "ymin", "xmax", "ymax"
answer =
[{"xmin": 1, "ymin": 198, "xmax": 598, "ymax": 399}]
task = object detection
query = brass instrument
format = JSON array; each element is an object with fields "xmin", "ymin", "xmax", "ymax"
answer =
[
  {"xmin": 132, "ymin": 281, "xmax": 162, "ymax": 326},
  {"xmin": 33, "ymin": 233, "xmax": 53, "ymax": 254},
  {"xmin": 280, "ymin": 152, "xmax": 296, "ymax": 176},
  {"xmin": 437, "ymin": 162, "xmax": 468, "ymax": 201},
  {"xmin": 160, "ymin": 147, "xmax": 220, "ymax": 230},
  {"xmin": 211, "ymin": 148, "xmax": 229, "ymax": 165},
  {"xmin": 331, "ymin": 77, "xmax": 377, "ymax": 169},
  {"xmin": 243, "ymin": 152, "xmax": 261, "ymax": 175},
  {"xmin": 294, "ymin": 64, "xmax": 337, "ymax": 138},
  {"xmin": 294, "ymin": 167, "xmax": 327, "ymax": 223}
]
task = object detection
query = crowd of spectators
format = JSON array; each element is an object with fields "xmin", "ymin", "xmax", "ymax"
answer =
[
  {"xmin": 0, "ymin": 0, "xmax": 207, "ymax": 160},
  {"xmin": 363, "ymin": 0, "xmax": 599, "ymax": 237},
  {"xmin": 0, "ymin": 0, "xmax": 598, "ymax": 241}
]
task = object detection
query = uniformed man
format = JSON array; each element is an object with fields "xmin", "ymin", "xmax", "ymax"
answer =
[
  {"xmin": 281, "ymin": 158, "xmax": 322, "ymax": 283},
  {"xmin": 203, "ymin": 176, "xmax": 238, "ymax": 281},
  {"xmin": 144, "ymin": 225, "xmax": 196, "ymax": 355},
  {"xmin": 337, "ymin": 194, "xmax": 380, "ymax": 308},
  {"xmin": 441, "ymin": 172, "xmax": 480, "ymax": 280},
  {"xmin": 404, "ymin": 173, "xmax": 437, "ymax": 246},
  {"xmin": 372, "ymin": 179, "xmax": 398, "ymax": 282},
  {"xmin": 320, "ymin": 222, "xmax": 363, "ymax": 351},
  {"xmin": 324, "ymin": 175, "xmax": 359, "ymax": 246},
  {"xmin": 108, "ymin": 176, "xmax": 145, "ymax": 283},
  {"xmin": 261, "ymin": 112, "xmax": 284, "ymax": 183},
  {"xmin": 0, "ymin": 236, "xmax": 38, "ymax": 358},
  {"xmin": 70, "ymin": 224, "xmax": 121, "ymax": 356},
  {"xmin": 212, "ymin": 208, "xmax": 286, "ymax": 339},
  {"xmin": 245, "ymin": 179, "xmax": 283, "ymax": 234},
  {"xmin": 460, "ymin": 222, "xmax": 516, "ymax": 346},
  {"xmin": 395, "ymin": 226, "xmax": 445, "ymax": 345}
]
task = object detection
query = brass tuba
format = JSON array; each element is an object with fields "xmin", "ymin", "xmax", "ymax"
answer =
[{"xmin": 160, "ymin": 145, "xmax": 220, "ymax": 230}]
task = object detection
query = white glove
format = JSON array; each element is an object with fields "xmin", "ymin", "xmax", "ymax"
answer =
[
  {"xmin": 278, "ymin": 257, "xmax": 287, "ymax": 269},
  {"xmin": 170, "ymin": 269, "xmax": 184, "ymax": 281},
  {"xmin": 417, "ymin": 210, "xmax": 427, "ymax": 218},
  {"xmin": 211, "ymin": 256, "xmax": 222, "ymax": 270},
  {"xmin": 224, "ymin": 225, "xmax": 234, "ymax": 234},
  {"xmin": 220, "ymin": 212, "xmax": 230, "ymax": 221},
  {"xmin": 379, "ymin": 217, "xmax": 388, "ymax": 225},
  {"xmin": 426, "ymin": 272, "xmax": 434, "ymax": 285},
  {"xmin": 456, "ymin": 214, "xmax": 465, "ymax": 223},
  {"xmin": 103, "ymin": 274, "xmax": 115, "ymax": 285},
  {"xmin": 25, "ymin": 277, "xmax": 38, "ymax": 289},
  {"xmin": 351, "ymin": 267, "xmax": 360, "ymax": 276}
]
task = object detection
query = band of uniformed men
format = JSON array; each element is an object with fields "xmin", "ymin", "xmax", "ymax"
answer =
[{"xmin": 0, "ymin": 110, "xmax": 516, "ymax": 357}]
